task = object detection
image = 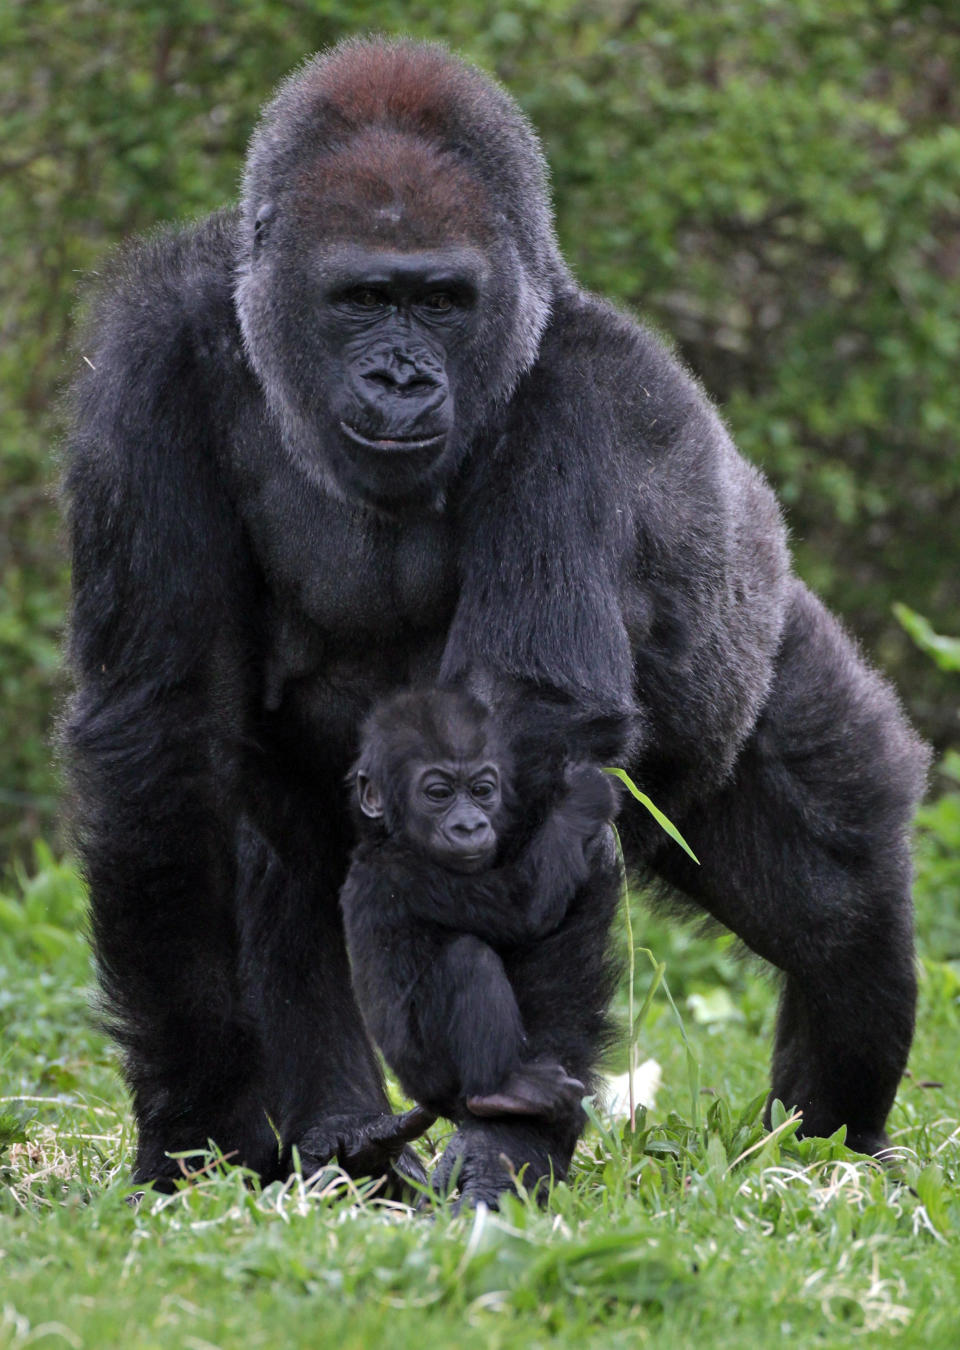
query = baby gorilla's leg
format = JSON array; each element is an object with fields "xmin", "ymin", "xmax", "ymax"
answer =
[
  {"xmin": 441, "ymin": 935, "xmax": 526, "ymax": 1102},
  {"xmin": 441, "ymin": 936, "xmax": 585, "ymax": 1120}
]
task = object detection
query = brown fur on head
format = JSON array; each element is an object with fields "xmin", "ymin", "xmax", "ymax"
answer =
[
  {"xmin": 292, "ymin": 37, "xmax": 473, "ymax": 136},
  {"xmin": 292, "ymin": 128, "xmax": 494, "ymax": 252},
  {"xmin": 241, "ymin": 35, "xmax": 561, "ymax": 285}
]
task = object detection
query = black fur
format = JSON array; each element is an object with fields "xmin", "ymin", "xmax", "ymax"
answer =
[
  {"xmin": 340, "ymin": 689, "xmax": 618, "ymax": 1132},
  {"xmin": 62, "ymin": 37, "xmax": 928, "ymax": 1199}
]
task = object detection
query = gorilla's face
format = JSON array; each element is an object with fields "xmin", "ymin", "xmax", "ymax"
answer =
[
  {"xmin": 313, "ymin": 243, "xmax": 486, "ymax": 505},
  {"xmin": 238, "ymin": 229, "xmax": 501, "ymax": 510},
  {"xmin": 235, "ymin": 132, "xmax": 552, "ymax": 513}
]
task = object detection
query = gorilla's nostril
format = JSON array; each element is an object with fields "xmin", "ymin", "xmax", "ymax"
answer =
[{"xmin": 363, "ymin": 368, "xmax": 438, "ymax": 394}]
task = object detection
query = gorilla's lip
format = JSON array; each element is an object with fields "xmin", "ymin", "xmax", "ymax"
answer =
[
  {"xmin": 442, "ymin": 851, "xmax": 494, "ymax": 873},
  {"xmin": 340, "ymin": 422, "xmax": 446, "ymax": 454}
]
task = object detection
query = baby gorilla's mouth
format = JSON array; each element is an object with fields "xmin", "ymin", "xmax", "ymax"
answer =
[{"xmin": 443, "ymin": 851, "xmax": 492, "ymax": 874}]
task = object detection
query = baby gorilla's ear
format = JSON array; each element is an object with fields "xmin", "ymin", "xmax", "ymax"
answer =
[{"xmin": 357, "ymin": 773, "xmax": 384, "ymax": 819}]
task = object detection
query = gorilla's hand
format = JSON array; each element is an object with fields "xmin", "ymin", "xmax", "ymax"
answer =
[
  {"xmin": 296, "ymin": 1105, "xmax": 435, "ymax": 1196},
  {"xmin": 432, "ymin": 1116, "xmax": 575, "ymax": 1210}
]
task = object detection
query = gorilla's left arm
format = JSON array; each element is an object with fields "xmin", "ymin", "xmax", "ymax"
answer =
[{"xmin": 440, "ymin": 319, "xmax": 639, "ymax": 768}]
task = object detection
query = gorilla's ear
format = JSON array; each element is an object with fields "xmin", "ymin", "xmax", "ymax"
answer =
[
  {"xmin": 357, "ymin": 773, "xmax": 384, "ymax": 819},
  {"xmin": 253, "ymin": 201, "xmax": 275, "ymax": 250}
]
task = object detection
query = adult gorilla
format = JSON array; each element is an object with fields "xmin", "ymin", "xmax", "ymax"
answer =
[{"xmin": 64, "ymin": 37, "xmax": 927, "ymax": 1200}]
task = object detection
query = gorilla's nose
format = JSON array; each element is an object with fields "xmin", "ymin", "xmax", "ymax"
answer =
[
  {"xmin": 451, "ymin": 813, "xmax": 491, "ymax": 842},
  {"xmin": 361, "ymin": 350, "xmax": 441, "ymax": 396}
]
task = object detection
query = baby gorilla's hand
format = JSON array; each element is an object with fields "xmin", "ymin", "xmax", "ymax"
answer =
[
  {"xmin": 562, "ymin": 762, "xmax": 620, "ymax": 834},
  {"xmin": 521, "ymin": 765, "xmax": 618, "ymax": 938}
]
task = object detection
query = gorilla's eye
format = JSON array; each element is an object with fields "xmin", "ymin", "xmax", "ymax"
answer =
[
  {"xmin": 421, "ymin": 292, "xmax": 455, "ymax": 312},
  {"xmin": 471, "ymin": 780, "xmax": 496, "ymax": 801},
  {"xmin": 424, "ymin": 782, "xmax": 454, "ymax": 804},
  {"xmin": 253, "ymin": 201, "xmax": 275, "ymax": 242},
  {"xmin": 348, "ymin": 287, "xmax": 389, "ymax": 310}
]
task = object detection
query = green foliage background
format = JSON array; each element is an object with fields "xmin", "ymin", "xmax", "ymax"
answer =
[{"xmin": 3, "ymin": 0, "xmax": 959, "ymax": 860}]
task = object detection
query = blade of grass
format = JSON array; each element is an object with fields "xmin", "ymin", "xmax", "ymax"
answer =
[
  {"xmin": 604, "ymin": 768, "xmax": 699, "ymax": 863},
  {"xmin": 610, "ymin": 824, "xmax": 637, "ymax": 1128},
  {"xmin": 635, "ymin": 945, "xmax": 701, "ymax": 1132},
  {"xmin": 612, "ymin": 824, "xmax": 690, "ymax": 1129}
]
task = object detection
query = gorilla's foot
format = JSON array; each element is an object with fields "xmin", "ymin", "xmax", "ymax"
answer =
[
  {"xmin": 295, "ymin": 1105, "xmax": 435, "ymax": 1197},
  {"xmin": 433, "ymin": 1116, "xmax": 574, "ymax": 1210}
]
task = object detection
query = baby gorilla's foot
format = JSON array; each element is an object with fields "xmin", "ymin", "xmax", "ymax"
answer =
[{"xmin": 466, "ymin": 1061, "xmax": 585, "ymax": 1120}]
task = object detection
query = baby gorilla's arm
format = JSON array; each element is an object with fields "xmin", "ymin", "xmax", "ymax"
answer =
[{"xmin": 398, "ymin": 862, "xmax": 549, "ymax": 946}]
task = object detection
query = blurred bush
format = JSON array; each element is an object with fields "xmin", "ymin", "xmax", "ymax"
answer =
[
  {"xmin": 2, "ymin": 0, "xmax": 958, "ymax": 861},
  {"xmin": 914, "ymin": 753, "xmax": 960, "ymax": 964}
]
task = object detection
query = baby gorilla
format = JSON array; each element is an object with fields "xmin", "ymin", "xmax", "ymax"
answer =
[{"xmin": 340, "ymin": 688, "xmax": 617, "ymax": 1126}]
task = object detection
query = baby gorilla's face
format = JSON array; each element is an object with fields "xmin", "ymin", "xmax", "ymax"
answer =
[{"xmin": 404, "ymin": 756, "xmax": 504, "ymax": 872}]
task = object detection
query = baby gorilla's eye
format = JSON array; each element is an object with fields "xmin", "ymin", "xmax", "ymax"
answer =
[
  {"xmin": 471, "ymin": 780, "xmax": 496, "ymax": 801},
  {"xmin": 424, "ymin": 783, "xmax": 454, "ymax": 803}
]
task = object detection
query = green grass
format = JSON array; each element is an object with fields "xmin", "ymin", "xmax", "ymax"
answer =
[{"xmin": 2, "ymin": 838, "xmax": 960, "ymax": 1349}]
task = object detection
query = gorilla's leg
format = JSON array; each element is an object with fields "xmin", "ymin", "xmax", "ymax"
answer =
[
  {"xmin": 434, "ymin": 845, "xmax": 622, "ymax": 1205},
  {"xmin": 234, "ymin": 822, "xmax": 428, "ymax": 1190},
  {"xmin": 378, "ymin": 933, "xmax": 527, "ymax": 1117},
  {"xmin": 66, "ymin": 688, "xmax": 281, "ymax": 1190},
  {"xmin": 648, "ymin": 582, "xmax": 928, "ymax": 1155}
]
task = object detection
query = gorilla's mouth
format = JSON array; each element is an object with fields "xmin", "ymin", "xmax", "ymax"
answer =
[
  {"xmin": 340, "ymin": 422, "xmax": 446, "ymax": 454},
  {"xmin": 438, "ymin": 851, "xmax": 494, "ymax": 874}
]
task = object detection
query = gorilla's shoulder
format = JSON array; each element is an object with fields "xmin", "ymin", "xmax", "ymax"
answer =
[
  {"xmin": 75, "ymin": 209, "xmax": 244, "ymax": 387},
  {"xmin": 548, "ymin": 288, "xmax": 700, "ymax": 387},
  {"xmin": 533, "ymin": 286, "xmax": 721, "ymax": 450},
  {"xmin": 68, "ymin": 209, "xmax": 253, "ymax": 489}
]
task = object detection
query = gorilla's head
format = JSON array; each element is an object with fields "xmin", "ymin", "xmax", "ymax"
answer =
[
  {"xmin": 352, "ymin": 688, "xmax": 515, "ymax": 873},
  {"xmin": 235, "ymin": 37, "xmax": 565, "ymax": 511}
]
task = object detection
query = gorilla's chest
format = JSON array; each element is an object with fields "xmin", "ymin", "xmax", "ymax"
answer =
[
  {"xmin": 308, "ymin": 510, "xmax": 456, "ymax": 638},
  {"xmin": 230, "ymin": 419, "xmax": 462, "ymax": 746},
  {"xmin": 257, "ymin": 501, "xmax": 459, "ymax": 720},
  {"xmin": 280, "ymin": 506, "xmax": 456, "ymax": 637}
]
